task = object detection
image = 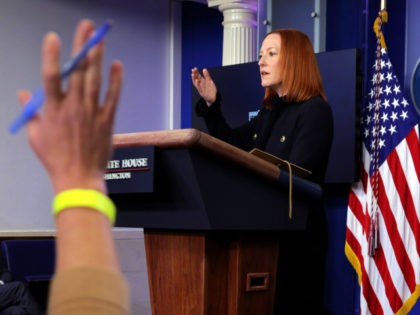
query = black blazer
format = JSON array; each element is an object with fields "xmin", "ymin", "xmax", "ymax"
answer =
[{"xmin": 196, "ymin": 94, "xmax": 334, "ymax": 185}]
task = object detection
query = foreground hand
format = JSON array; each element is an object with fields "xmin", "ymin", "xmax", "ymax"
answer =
[
  {"xmin": 191, "ymin": 67, "xmax": 217, "ymax": 106},
  {"xmin": 17, "ymin": 19, "xmax": 123, "ymax": 194}
]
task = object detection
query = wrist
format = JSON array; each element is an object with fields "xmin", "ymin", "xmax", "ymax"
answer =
[
  {"xmin": 52, "ymin": 174, "xmax": 107, "ymax": 195},
  {"xmin": 206, "ymin": 95, "xmax": 217, "ymax": 106}
]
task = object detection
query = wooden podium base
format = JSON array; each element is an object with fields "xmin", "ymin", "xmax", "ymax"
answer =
[{"xmin": 144, "ymin": 230, "xmax": 279, "ymax": 315}]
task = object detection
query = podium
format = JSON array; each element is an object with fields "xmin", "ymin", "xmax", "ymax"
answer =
[{"xmin": 110, "ymin": 129, "xmax": 318, "ymax": 315}]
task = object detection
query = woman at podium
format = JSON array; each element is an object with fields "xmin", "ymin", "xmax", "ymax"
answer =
[{"xmin": 192, "ymin": 29, "xmax": 333, "ymax": 314}]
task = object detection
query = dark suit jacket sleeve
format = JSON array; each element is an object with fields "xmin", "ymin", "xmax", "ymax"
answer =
[{"xmin": 196, "ymin": 94, "xmax": 258, "ymax": 150}]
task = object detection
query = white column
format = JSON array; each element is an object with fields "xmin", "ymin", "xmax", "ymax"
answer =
[{"xmin": 208, "ymin": 0, "xmax": 258, "ymax": 66}]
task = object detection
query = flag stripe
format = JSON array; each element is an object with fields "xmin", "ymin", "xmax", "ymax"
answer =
[
  {"xmin": 397, "ymin": 130, "xmax": 420, "ymax": 225},
  {"xmin": 345, "ymin": 226, "xmax": 384, "ymax": 315},
  {"xmin": 373, "ymin": 247, "xmax": 402, "ymax": 313},
  {"xmin": 348, "ymin": 186, "xmax": 368, "ymax": 235},
  {"xmin": 345, "ymin": 227, "xmax": 363, "ymax": 280},
  {"xmin": 380, "ymin": 160, "xmax": 420, "ymax": 292},
  {"xmin": 406, "ymin": 126, "xmax": 420, "ymax": 181},
  {"xmin": 376, "ymin": 213, "xmax": 410, "ymax": 311},
  {"xmin": 386, "ymin": 147, "xmax": 420, "ymax": 257},
  {"xmin": 376, "ymin": 172, "xmax": 417, "ymax": 292},
  {"xmin": 363, "ymin": 262, "xmax": 384, "ymax": 315}
]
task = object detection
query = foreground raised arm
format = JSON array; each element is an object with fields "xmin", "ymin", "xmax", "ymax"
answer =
[{"xmin": 17, "ymin": 19, "xmax": 129, "ymax": 314}]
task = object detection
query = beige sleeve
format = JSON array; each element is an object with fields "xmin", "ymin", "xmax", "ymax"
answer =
[{"xmin": 47, "ymin": 266, "xmax": 130, "ymax": 315}]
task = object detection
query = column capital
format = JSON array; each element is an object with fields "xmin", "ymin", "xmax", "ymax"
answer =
[
  {"xmin": 208, "ymin": 0, "xmax": 258, "ymax": 11},
  {"xmin": 207, "ymin": 0, "xmax": 258, "ymax": 65}
]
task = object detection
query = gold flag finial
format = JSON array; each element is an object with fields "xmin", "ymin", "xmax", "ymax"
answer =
[{"xmin": 373, "ymin": 9, "xmax": 388, "ymax": 49}]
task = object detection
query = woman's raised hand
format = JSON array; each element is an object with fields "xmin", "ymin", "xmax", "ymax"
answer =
[{"xmin": 191, "ymin": 67, "xmax": 217, "ymax": 106}]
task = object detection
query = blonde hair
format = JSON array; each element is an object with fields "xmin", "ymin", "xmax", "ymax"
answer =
[{"xmin": 262, "ymin": 29, "xmax": 326, "ymax": 108}]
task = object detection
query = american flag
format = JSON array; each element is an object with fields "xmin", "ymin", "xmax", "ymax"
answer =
[{"xmin": 345, "ymin": 14, "xmax": 420, "ymax": 315}]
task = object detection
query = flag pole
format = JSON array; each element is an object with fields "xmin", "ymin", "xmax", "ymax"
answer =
[
  {"xmin": 381, "ymin": 0, "xmax": 387, "ymax": 11},
  {"xmin": 374, "ymin": 1, "xmax": 388, "ymax": 49}
]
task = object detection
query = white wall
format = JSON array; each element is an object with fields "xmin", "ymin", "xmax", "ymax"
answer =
[{"xmin": 0, "ymin": 0, "xmax": 180, "ymax": 230}]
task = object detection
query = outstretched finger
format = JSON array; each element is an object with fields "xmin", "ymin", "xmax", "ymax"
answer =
[
  {"xmin": 202, "ymin": 68, "xmax": 213, "ymax": 82},
  {"xmin": 42, "ymin": 32, "xmax": 62, "ymax": 109},
  {"xmin": 17, "ymin": 89, "xmax": 42, "ymax": 136},
  {"xmin": 102, "ymin": 61, "xmax": 123, "ymax": 126},
  {"xmin": 17, "ymin": 89, "xmax": 32, "ymax": 108},
  {"xmin": 67, "ymin": 20, "xmax": 95, "ymax": 102},
  {"xmin": 191, "ymin": 68, "xmax": 201, "ymax": 82},
  {"xmin": 84, "ymin": 40, "xmax": 104, "ymax": 111}
]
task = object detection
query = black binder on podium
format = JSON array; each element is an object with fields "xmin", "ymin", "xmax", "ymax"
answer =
[{"xmin": 109, "ymin": 128, "xmax": 322, "ymax": 315}]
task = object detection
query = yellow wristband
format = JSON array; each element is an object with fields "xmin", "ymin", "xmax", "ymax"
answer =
[{"xmin": 52, "ymin": 189, "xmax": 116, "ymax": 225}]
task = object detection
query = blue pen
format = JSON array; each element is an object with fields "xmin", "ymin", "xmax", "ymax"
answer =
[{"xmin": 9, "ymin": 20, "xmax": 114, "ymax": 134}]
